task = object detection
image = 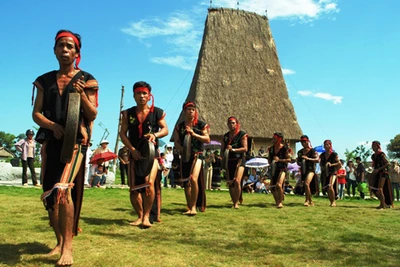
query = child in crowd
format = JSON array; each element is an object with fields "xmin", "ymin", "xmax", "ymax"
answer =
[
  {"xmin": 242, "ymin": 174, "xmax": 255, "ymax": 193},
  {"xmin": 337, "ymin": 160, "xmax": 347, "ymax": 200},
  {"xmin": 284, "ymin": 181, "xmax": 294, "ymax": 194},
  {"xmin": 91, "ymin": 164, "xmax": 107, "ymax": 188}
]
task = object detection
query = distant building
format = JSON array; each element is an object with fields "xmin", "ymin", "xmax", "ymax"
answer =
[{"xmin": 172, "ymin": 8, "xmax": 302, "ymax": 155}]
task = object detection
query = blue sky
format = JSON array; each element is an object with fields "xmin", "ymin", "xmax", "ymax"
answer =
[{"xmin": 0, "ymin": 0, "xmax": 398, "ymax": 159}]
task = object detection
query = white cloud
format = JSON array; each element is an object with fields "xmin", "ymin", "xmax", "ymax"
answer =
[
  {"xmin": 215, "ymin": 0, "xmax": 339, "ymax": 21},
  {"xmin": 282, "ymin": 68, "xmax": 296, "ymax": 75},
  {"xmin": 298, "ymin": 90, "xmax": 343, "ymax": 104},
  {"xmin": 121, "ymin": 1, "xmax": 340, "ymax": 70},
  {"xmin": 151, "ymin": 56, "xmax": 196, "ymax": 70}
]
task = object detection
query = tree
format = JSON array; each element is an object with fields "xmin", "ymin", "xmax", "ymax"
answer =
[
  {"xmin": 387, "ymin": 134, "xmax": 400, "ymax": 159},
  {"xmin": 0, "ymin": 131, "xmax": 17, "ymax": 153},
  {"xmin": 344, "ymin": 142, "xmax": 372, "ymax": 163}
]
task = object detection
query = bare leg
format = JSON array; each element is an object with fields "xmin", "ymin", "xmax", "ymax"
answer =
[
  {"xmin": 375, "ymin": 177, "xmax": 386, "ymax": 209},
  {"xmin": 304, "ymin": 172, "xmax": 314, "ymax": 206},
  {"xmin": 276, "ymin": 172, "xmax": 285, "ymax": 208},
  {"xmin": 187, "ymin": 159, "xmax": 202, "ymax": 215},
  {"xmin": 47, "ymin": 206, "xmax": 62, "ymax": 256},
  {"xmin": 129, "ymin": 191, "xmax": 143, "ymax": 226},
  {"xmin": 328, "ymin": 175, "xmax": 337, "ymax": 207},
  {"xmin": 141, "ymin": 160, "xmax": 159, "ymax": 228},
  {"xmin": 183, "ymin": 186, "xmax": 192, "ymax": 214},
  {"xmin": 56, "ymin": 190, "xmax": 75, "ymax": 266},
  {"xmin": 231, "ymin": 166, "xmax": 244, "ymax": 208}
]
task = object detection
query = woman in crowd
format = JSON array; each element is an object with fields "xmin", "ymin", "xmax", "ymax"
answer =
[
  {"xmin": 319, "ymin": 140, "xmax": 341, "ymax": 207},
  {"xmin": 370, "ymin": 141, "xmax": 393, "ymax": 209},
  {"xmin": 296, "ymin": 135, "xmax": 319, "ymax": 206},
  {"xmin": 268, "ymin": 132, "xmax": 291, "ymax": 208},
  {"xmin": 222, "ymin": 116, "xmax": 248, "ymax": 209}
]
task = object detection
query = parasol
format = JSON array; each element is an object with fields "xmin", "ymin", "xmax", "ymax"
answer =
[
  {"xmin": 90, "ymin": 151, "xmax": 118, "ymax": 164},
  {"xmin": 245, "ymin": 157, "xmax": 269, "ymax": 168},
  {"xmin": 204, "ymin": 140, "xmax": 222, "ymax": 150},
  {"xmin": 287, "ymin": 162, "xmax": 300, "ymax": 172}
]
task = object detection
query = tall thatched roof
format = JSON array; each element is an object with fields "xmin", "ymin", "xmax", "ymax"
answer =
[{"xmin": 174, "ymin": 8, "xmax": 302, "ymax": 140}]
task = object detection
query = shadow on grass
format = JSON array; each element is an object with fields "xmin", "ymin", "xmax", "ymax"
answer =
[
  {"xmin": 0, "ymin": 242, "xmax": 54, "ymax": 266},
  {"xmin": 80, "ymin": 216, "xmax": 127, "ymax": 226}
]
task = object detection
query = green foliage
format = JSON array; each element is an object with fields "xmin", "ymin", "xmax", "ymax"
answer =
[
  {"xmin": 387, "ymin": 134, "xmax": 400, "ymax": 159},
  {"xmin": 0, "ymin": 131, "xmax": 17, "ymax": 152},
  {"xmin": 344, "ymin": 142, "xmax": 372, "ymax": 163},
  {"xmin": 0, "ymin": 187, "xmax": 400, "ymax": 266}
]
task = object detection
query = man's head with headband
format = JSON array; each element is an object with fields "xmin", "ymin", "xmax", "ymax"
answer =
[
  {"xmin": 273, "ymin": 132, "xmax": 284, "ymax": 144},
  {"xmin": 133, "ymin": 81, "xmax": 154, "ymax": 111},
  {"xmin": 300, "ymin": 135, "xmax": 312, "ymax": 148},
  {"xmin": 372, "ymin": 140, "xmax": 381, "ymax": 153},
  {"xmin": 227, "ymin": 116, "xmax": 240, "ymax": 135},
  {"xmin": 323, "ymin": 140, "xmax": 333, "ymax": 153},
  {"xmin": 54, "ymin": 30, "xmax": 82, "ymax": 69},
  {"xmin": 182, "ymin": 101, "xmax": 198, "ymax": 125}
]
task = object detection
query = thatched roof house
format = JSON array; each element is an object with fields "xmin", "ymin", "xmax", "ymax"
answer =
[
  {"xmin": 0, "ymin": 147, "xmax": 15, "ymax": 159},
  {"xmin": 173, "ymin": 8, "xmax": 302, "ymax": 153}
]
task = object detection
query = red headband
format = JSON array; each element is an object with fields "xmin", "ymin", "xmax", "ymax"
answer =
[
  {"xmin": 183, "ymin": 102, "xmax": 198, "ymax": 125},
  {"xmin": 56, "ymin": 32, "xmax": 81, "ymax": 69},
  {"xmin": 300, "ymin": 137, "xmax": 312, "ymax": 148},
  {"xmin": 183, "ymin": 102, "xmax": 196, "ymax": 109},
  {"xmin": 134, "ymin": 87, "xmax": 154, "ymax": 112}
]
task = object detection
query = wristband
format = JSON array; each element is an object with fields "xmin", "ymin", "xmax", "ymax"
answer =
[{"xmin": 153, "ymin": 133, "xmax": 158, "ymax": 139}]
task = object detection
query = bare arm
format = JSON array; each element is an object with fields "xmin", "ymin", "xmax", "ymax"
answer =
[
  {"xmin": 73, "ymin": 76, "xmax": 97, "ymax": 121},
  {"xmin": 186, "ymin": 125, "xmax": 210, "ymax": 144}
]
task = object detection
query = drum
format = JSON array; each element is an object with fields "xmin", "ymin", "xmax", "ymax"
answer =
[
  {"xmin": 60, "ymin": 92, "xmax": 81, "ymax": 163},
  {"xmin": 182, "ymin": 134, "xmax": 192, "ymax": 163},
  {"xmin": 135, "ymin": 138, "xmax": 156, "ymax": 177}
]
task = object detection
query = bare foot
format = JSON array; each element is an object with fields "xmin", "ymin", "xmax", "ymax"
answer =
[
  {"xmin": 182, "ymin": 210, "xmax": 192, "ymax": 215},
  {"xmin": 141, "ymin": 217, "xmax": 152, "ymax": 228},
  {"xmin": 57, "ymin": 249, "xmax": 73, "ymax": 266},
  {"xmin": 129, "ymin": 218, "xmax": 143, "ymax": 226},
  {"xmin": 376, "ymin": 205, "xmax": 385, "ymax": 210},
  {"xmin": 234, "ymin": 203, "xmax": 239, "ymax": 209},
  {"xmin": 47, "ymin": 245, "xmax": 61, "ymax": 256},
  {"xmin": 308, "ymin": 201, "xmax": 314, "ymax": 206},
  {"xmin": 277, "ymin": 203, "xmax": 283, "ymax": 209},
  {"xmin": 330, "ymin": 202, "xmax": 336, "ymax": 207},
  {"xmin": 303, "ymin": 201, "xmax": 309, "ymax": 206},
  {"xmin": 189, "ymin": 208, "xmax": 197, "ymax": 216}
]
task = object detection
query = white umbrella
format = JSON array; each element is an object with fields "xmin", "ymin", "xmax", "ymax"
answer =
[{"xmin": 245, "ymin": 158, "xmax": 269, "ymax": 168}]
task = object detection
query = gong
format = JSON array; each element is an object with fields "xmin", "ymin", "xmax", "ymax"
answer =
[
  {"xmin": 135, "ymin": 138, "xmax": 156, "ymax": 177},
  {"xmin": 60, "ymin": 92, "xmax": 81, "ymax": 163},
  {"xmin": 182, "ymin": 134, "xmax": 192, "ymax": 163},
  {"xmin": 221, "ymin": 149, "xmax": 229, "ymax": 171}
]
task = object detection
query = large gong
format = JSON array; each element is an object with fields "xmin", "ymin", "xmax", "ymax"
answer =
[
  {"xmin": 221, "ymin": 149, "xmax": 229, "ymax": 171},
  {"xmin": 135, "ymin": 138, "xmax": 156, "ymax": 177},
  {"xmin": 60, "ymin": 92, "xmax": 81, "ymax": 163},
  {"xmin": 182, "ymin": 134, "xmax": 192, "ymax": 163}
]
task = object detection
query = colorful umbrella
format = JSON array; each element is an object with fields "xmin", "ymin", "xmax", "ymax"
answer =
[
  {"xmin": 287, "ymin": 162, "xmax": 300, "ymax": 172},
  {"xmin": 204, "ymin": 140, "xmax": 222, "ymax": 150},
  {"xmin": 90, "ymin": 151, "xmax": 118, "ymax": 164},
  {"xmin": 245, "ymin": 157, "xmax": 269, "ymax": 168}
]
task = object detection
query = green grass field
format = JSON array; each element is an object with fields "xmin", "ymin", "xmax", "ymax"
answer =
[{"xmin": 0, "ymin": 186, "xmax": 399, "ymax": 267}]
